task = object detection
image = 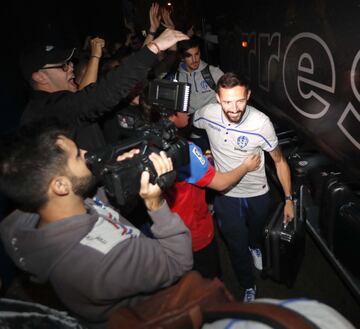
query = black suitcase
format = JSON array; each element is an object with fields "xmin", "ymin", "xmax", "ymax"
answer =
[
  {"xmin": 334, "ymin": 201, "xmax": 360, "ymax": 278},
  {"xmin": 263, "ymin": 186, "xmax": 306, "ymax": 287},
  {"xmin": 318, "ymin": 175, "xmax": 351, "ymax": 250},
  {"xmin": 287, "ymin": 152, "xmax": 332, "ymax": 197}
]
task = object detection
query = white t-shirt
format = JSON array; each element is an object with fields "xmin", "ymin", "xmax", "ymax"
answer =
[{"xmin": 193, "ymin": 104, "xmax": 278, "ymax": 198}]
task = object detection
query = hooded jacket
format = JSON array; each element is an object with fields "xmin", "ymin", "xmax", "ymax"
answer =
[
  {"xmin": 177, "ymin": 60, "xmax": 223, "ymax": 114},
  {"xmin": 0, "ymin": 190, "xmax": 193, "ymax": 328},
  {"xmin": 20, "ymin": 47, "xmax": 158, "ymax": 151}
]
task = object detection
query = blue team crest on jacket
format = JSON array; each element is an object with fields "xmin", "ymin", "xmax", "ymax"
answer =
[
  {"xmin": 237, "ymin": 136, "xmax": 249, "ymax": 149},
  {"xmin": 200, "ymin": 80, "xmax": 209, "ymax": 89}
]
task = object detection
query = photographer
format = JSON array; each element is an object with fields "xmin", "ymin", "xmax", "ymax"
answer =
[
  {"xmin": 137, "ymin": 82, "xmax": 261, "ymax": 279},
  {"xmin": 0, "ymin": 123, "xmax": 193, "ymax": 328}
]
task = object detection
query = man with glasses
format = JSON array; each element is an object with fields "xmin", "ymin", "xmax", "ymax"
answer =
[{"xmin": 19, "ymin": 29, "xmax": 189, "ymax": 151}]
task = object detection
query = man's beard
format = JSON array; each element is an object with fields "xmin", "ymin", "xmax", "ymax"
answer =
[{"xmin": 70, "ymin": 174, "xmax": 98, "ymax": 198}]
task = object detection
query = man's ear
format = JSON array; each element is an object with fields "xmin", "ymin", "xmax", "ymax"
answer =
[
  {"xmin": 49, "ymin": 176, "xmax": 71, "ymax": 196},
  {"xmin": 216, "ymin": 93, "xmax": 221, "ymax": 103},
  {"xmin": 168, "ymin": 113, "xmax": 176, "ymax": 123},
  {"xmin": 31, "ymin": 71, "xmax": 48, "ymax": 85},
  {"xmin": 247, "ymin": 89, "xmax": 251, "ymax": 101}
]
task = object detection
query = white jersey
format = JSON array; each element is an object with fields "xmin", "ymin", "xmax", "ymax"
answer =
[{"xmin": 193, "ymin": 104, "xmax": 278, "ymax": 197}]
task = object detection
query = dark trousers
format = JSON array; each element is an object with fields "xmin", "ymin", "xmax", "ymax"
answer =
[
  {"xmin": 214, "ymin": 192, "xmax": 271, "ymax": 289},
  {"xmin": 193, "ymin": 237, "xmax": 221, "ymax": 279}
]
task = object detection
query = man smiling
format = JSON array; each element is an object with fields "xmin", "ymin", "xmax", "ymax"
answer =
[{"xmin": 193, "ymin": 72, "xmax": 294, "ymax": 302}]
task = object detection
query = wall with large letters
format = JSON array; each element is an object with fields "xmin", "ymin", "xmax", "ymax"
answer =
[{"xmin": 218, "ymin": 0, "xmax": 360, "ymax": 177}]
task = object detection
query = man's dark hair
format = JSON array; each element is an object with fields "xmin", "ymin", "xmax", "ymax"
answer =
[
  {"xmin": 216, "ymin": 72, "xmax": 250, "ymax": 93},
  {"xmin": 0, "ymin": 123, "xmax": 73, "ymax": 212},
  {"xmin": 177, "ymin": 36, "xmax": 201, "ymax": 57}
]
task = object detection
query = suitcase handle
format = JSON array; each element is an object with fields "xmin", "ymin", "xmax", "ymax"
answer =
[{"xmin": 283, "ymin": 184, "xmax": 305, "ymax": 232}]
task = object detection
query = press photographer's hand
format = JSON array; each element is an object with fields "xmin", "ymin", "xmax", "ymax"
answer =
[
  {"xmin": 116, "ymin": 149, "xmax": 140, "ymax": 161},
  {"xmin": 139, "ymin": 151, "xmax": 173, "ymax": 211}
]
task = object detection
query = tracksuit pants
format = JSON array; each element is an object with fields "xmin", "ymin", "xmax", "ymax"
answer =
[{"xmin": 214, "ymin": 191, "xmax": 271, "ymax": 289}]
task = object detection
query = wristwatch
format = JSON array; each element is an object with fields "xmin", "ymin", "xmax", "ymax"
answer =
[{"xmin": 285, "ymin": 195, "xmax": 293, "ymax": 201}]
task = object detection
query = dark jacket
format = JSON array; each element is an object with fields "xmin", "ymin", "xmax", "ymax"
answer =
[{"xmin": 20, "ymin": 47, "xmax": 157, "ymax": 151}]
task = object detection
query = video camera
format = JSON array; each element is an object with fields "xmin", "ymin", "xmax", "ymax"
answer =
[{"xmin": 85, "ymin": 79, "xmax": 191, "ymax": 206}]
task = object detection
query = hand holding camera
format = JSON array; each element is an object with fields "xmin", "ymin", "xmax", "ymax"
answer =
[
  {"xmin": 85, "ymin": 80, "xmax": 190, "ymax": 206},
  {"xmin": 140, "ymin": 151, "xmax": 173, "ymax": 211}
]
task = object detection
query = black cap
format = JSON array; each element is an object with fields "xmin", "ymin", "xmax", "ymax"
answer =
[{"xmin": 19, "ymin": 43, "xmax": 76, "ymax": 82}]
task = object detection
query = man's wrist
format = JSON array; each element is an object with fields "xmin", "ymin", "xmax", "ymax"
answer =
[
  {"xmin": 285, "ymin": 194, "xmax": 293, "ymax": 202},
  {"xmin": 148, "ymin": 30, "xmax": 156, "ymax": 36},
  {"xmin": 145, "ymin": 197, "xmax": 164, "ymax": 211}
]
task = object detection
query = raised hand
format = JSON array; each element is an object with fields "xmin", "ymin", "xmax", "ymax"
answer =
[
  {"xmin": 161, "ymin": 7, "xmax": 175, "ymax": 29},
  {"xmin": 149, "ymin": 2, "xmax": 161, "ymax": 33},
  {"xmin": 89, "ymin": 37, "xmax": 105, "ymax": 59},
  {"xmin": 149, "ymin": 28, "xmax": 189, "ymax": 53}
]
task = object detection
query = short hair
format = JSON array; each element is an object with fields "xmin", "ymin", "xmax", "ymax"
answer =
[
  {"xmin": 177, "ymin": 36, "xmax": 201, "ymax": 57},
  {"xmin": 0, "ymin": 123, "xmax": 73, "ymax": 212},
  {"xmin": 216, "ymin": 72, "xmax": 250, "ymax": 93}
]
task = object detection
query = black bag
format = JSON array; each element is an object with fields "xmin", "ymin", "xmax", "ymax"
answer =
[{"xmin": 263, "ymin": 186, "xmax": 306, "ymax": 287}]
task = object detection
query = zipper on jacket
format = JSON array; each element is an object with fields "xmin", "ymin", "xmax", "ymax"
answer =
[{"xmin": 193, "ymin": 72, "xmax": 198, "ymax": 92}]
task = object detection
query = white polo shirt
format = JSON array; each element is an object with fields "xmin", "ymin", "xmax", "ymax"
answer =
[{"xmin": 193, "ymin": 104, "xmax": 278, "ymax": 198}]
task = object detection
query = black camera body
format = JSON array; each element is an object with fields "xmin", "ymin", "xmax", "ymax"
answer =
[{"xmin": 85, "ymin": 80, "xmax": 191, "ymax": 205}]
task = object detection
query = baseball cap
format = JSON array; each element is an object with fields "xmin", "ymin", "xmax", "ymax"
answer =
[{"xmin": 19, "ymin": 43, "xmax": 76, "ymax": 82}]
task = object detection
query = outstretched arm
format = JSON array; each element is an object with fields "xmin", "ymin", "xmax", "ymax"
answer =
[
  {"xmin": 207, "ymin": 154, "xmax": 260, "ymax": 191},
  {"xmin": 40, "ymin": 28, "xmax": 189, "ymax": 125}
]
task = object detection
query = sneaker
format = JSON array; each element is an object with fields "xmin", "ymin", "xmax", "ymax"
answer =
[
  {"xmin": 243, "ymin": 286, "xmax": 256, "ymax": 303},
  {"xmin": 249, "ymin": 247, "xmax": 263, "ymax": 270}
]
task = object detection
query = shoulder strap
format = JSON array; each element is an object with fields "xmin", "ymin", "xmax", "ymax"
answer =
[
  {"xmin": 201, "ymin": 65, "xmax": 216, "ymax": 90},
  {"xmin": 204, "ymin": 302, "xmax": 320, "ymax": 329}
]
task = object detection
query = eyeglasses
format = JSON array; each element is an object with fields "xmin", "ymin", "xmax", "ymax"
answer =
[{"xmin": 41, "ymin": 60, "xmax": 72, "ymax": 72}]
